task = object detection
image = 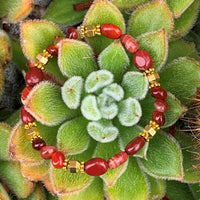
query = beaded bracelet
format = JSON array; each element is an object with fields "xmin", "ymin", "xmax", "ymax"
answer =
[{"xmin": 20, "ymin": 23, "xmax": 168, "ymax": 176}]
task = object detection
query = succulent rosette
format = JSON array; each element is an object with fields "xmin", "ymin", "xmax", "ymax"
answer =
[{"xmin": 0, "ymin": 0, "xmax": 199, "ymax": 199}]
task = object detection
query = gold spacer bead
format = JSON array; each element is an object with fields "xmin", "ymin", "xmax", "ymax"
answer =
[
  {"xmin": 139, "ymin": 132, "xmax": 149, "ymax": 142},
  {"xmin": 63, "ymin": 158, "xmax": 69, "ymax": 171},
  {"xmin": 24, "ymin": 122, "xmax": 37, "ymax": 130},
  {"xmin": 150, "ymin": 120, "xmax": 160, "ymax": 131},
  {"xmin": 147, "ymin": 72, "xmax": 160, "ymax": 83},
  {"xmin": 80, "ymin": 161, "xmax": 85, "ymax": 173}
]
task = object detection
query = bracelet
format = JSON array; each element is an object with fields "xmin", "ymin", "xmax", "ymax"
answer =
[{"xmin": 20, "ymin": 23, "xmax": 168, "ymax": 176}]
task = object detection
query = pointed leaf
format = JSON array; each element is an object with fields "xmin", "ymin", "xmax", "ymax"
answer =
[
  {"xmin": 0, "ymin": 182, "xmax": 10, "ymax": 200},
  {"xmin": 160, "ymin": 58, "xmax": 200, "ymax": 105},
  {"xmin": 128, "ymin": 0, "xmax": 174, "ymax": 38},
  {"xmin": 83, "ymin": 0, "xmax": 125, "ymax": 53},
  {"xmin": 95, "ymin": 139, "xmax": 128, "ymax": 186},
  {"xmin": 25, "ymin": 183, "xmax": 46, "ymax": 200},
  {"xmin": 118, "ymin": 97, "xmax": 142, "ymax": 126},
  {"xmin": 98, "ymin": 41, "xmax": 129, "ymax": 82},
  {"xmin": 57, "ymin": 117, "xmax": 90, "ymax": 155},
  {"xmin": 61, "ymin": 77, "xmax": 84, "ymax": 109},
  {"xmin": 138, "ymin": 131, "xmax": 183, "ymax": 180},
  {"xmin": 122, "ymin": 71, "xmax": 148, "ymax": 100},
  {"xmin": 106, "ymin": 157, "xmax": 148, "ymax": 200},
  {"xmin": 85, "ymin": 70, "xmax": 113, "ymax": 93},
  {"xmin": 58, "ymin": 39, "xmax": 96, "ymax": 78},
  {"xmin": 24, "ymin": 81, "xmax": 79, "ymax": 126}
]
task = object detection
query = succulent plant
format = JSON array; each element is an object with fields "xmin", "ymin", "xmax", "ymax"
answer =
[{"xmin": 0, "ymin": 0, "xmax": 200, "ymax": 199}]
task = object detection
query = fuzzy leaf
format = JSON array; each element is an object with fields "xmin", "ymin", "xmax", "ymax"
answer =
[
  {"xmin": 57, "ymin": 117, "xmax": 90, "ymax": 155},
  {"xmin": 42, "ymin": 176, "xmax": 56, "ymax": 196},
  {"xmin": 140, "ymin": 92, "xmax": 186, "ymax": 128},
  {"xmin": 5, "ymin": 109, "xmax": 21, "ymax": 127},
  {"xmin": 25, "ymin": 183, "xmax": 46, "ymax": 200},
  {"xmin": 0, "ymin": 161, "xmax": 34, "ymax": 198},
  {"xmin": 118, "ymin": 98, "xmax": 142, "ymax": 126},
  {"xmin": 138, "ymin": 131, "xmax": 183, "ymax": 180},
  {"xmin": 128, "ymin": 0, "xmax": 174, "ymax": 38},
  {"xmin": 98, "ymin": 41, "xmax": 129, "ymax": 82},
  {"xmin": 61, "ymin": 178, "xmax": 104, "ymax": 200},
  {"xmin": 111, "ymin": 0, "xmax": 150, "ymax": 9},
  {"xmin": 0, "ymin": 182, "xmax": 10, "ymax": 200},
  {"xmin": 85, "ymin": 70, "xmax": 113, "ymax": 93},
  {"xmin": 160, "ymin": 58, "xmax": 200, "ymax": 105},
  {"xmin": 43, "ymin": 0, "xmax": 88, "ymax": 25},
  {"xmin": 83, "ymin": 0, "xmax": 125, "ymax": 53},
  {"xmin": 61, "ymin": 77, "xmax": 84, "ymax": 109},
  {"xmin": 172, "ymin": 0, "xmax": 200, "ymax": 39},
  {"xmin": 0, "ymin": 66, "xmax": 4, "ymax": 98},
  {"xmin": 190, "ymin": 184, "xmax": 200, "ymax": 199},
  {"xmin": 106, "ymin": 157, "xmax": 148, "ymax": 200},
  {"xmin": 100, "ymin": 103, "xmax": 118, "ymax": 119},
  {"xmin": 24, "ymin": 81, "xmax": 79, "ymax": 126},
  {"xmin": 87, "ymin": 120, "xmax": 119, "ymax": 143},
  {"xmin": 95, "ymin": 139, "xmax": 128, "ymax": 186},
  {"xmin": 122, "ymin": 71, "xmax": 148, "ymax": 100}
]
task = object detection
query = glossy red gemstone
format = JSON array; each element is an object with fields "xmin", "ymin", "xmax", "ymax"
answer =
[
  {"xmin": 52, "ymin": 151, "xmax": 65, "ymax": 169},
  {"xmin": 66, "ymin": 27, "xmax": 78, "ymax": 39},
  {"xmin": 32, "ymin": 137, "xmax": 46, "ymax": 151},
  {"xmin": 108, "ymin": 151, "xmax": 128, "ymax": 169},
  {"xmin": 151, "ymin": 86, "xmax": 167, "ymax": 99},
  {"xmin": 21, "ymin": 86, "xmax": 32, "ymax": 102},
  {"xmin": 120, "ymin": 34, "xmax": 139, "ymax": 53},
  {"xmin": 152, "ymin": 111, "xmax": 165, "ymax": 126},
  {"xmin": 40, "ymin": 145, "xmax": 57, "ymax": 160},
  {"xmin": 85, "ymin": 158, "xmax": 108, "ymax": 176},
  {"xmin": 25, "ymin": 67, "xmax": 43, "ymax": 86},
  {"xmin": 101, "ymin": 23, "xmax": 122, "ymax": 39},
  {"xmin": 125, "ymin": 136, "xmax": 146, "ymax": 155},
  {"xmin": 47, "ymin": 45, "xmax": 58, "ymax": 56},
  {"xmin": 21, "ymin": 106, "xmax": 34, "ymax": 124},
  {"xmin": 133, "ymin": 49, "xmax": 153, "ymax": 71},
  {"xmin": 154, "ymin": 99, "xmax": 168, "ymax": 113},
  {"xmin": 162, "ymin": 196, "xmax": 170, "ymax": 200}
]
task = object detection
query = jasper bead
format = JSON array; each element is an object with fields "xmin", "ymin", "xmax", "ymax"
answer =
[
  {"xmin": 25, "ymin": 67, "xmax": 43, "ymax": 86},
  {"xmin": 47, "ymin": 45, "xmax": 58, "ymax": 56},
  {"xmin": 151, "ymin": 86, "xmax": 167, "ymax": 99},
  {"xmin": 85, "ymin": 158, "xmax": 108, "ymax": 176},
  {"xmin": 154, "ymin": 99, "xmax": 168, "ymax": 113},
  {"xmin": 120, "ymin": 34, "xmax": 139, "ymax": 53},
  {"xmin": 152, "ymin": 111, "xmax": 165, "ymax": 126},
  {"xmin": 40, "ymin": 145, "xmax": 57, "ymax": 160},
  {"xmin": 32, "ymin": 137, "xmax": 46, "ymax": 151},
  {"xmin": 21, "ymin": 86, "xmax": 32, "ymax": 102},
  {"xmin": 125, "ymin": 136, "xmax": 146, "ymax": 155},
  {"xmin": 52, "ymin": 151, "xmax": 65, "ymax": 169},
  {"xmin": 108, "ymin": 152, "xmax": 128, "ymax": 169},
  {"xmin": 101, "ymin": 23, "xmax": 122, "ymax": 39},
  {"xmin": 133, "ymin": 49, "xmax": 153, "ymax": 71},
  {"xmin": 21, "ymin": 106, "xmax": 34, "ymax": 124},
  {"xmin": 66, "ymin": 27, "xmax": 78, "ymax": 39}
]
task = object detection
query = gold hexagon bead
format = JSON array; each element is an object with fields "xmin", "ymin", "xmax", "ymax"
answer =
[
  {"xmin": 144, "ymin": 125, "xmax": 157, "ymax": 138},
  {"xmin": 67, "ymin": 160, "xmax": 81, "ymax": 173}
]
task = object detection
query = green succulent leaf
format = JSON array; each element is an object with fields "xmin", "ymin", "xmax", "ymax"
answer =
[
  {"xmin": 98, "ymin": 41, "xmax": 129, "ymax": 82},
  {"xmin": 190, "ymin": 183, "xmax": 200, "ymax": 199},
  {"xmin": 128, "ymin": 0, "xmax": 174, "ymax": 38},
  {"xmin": 0, "ymin": 66, "xmax": 4, "ymax": 99},
  {"xmin": 83, "ymin": 0, "xmax": 125, "ymax": 53},
  {"xmin": 61, "ymin": 178, "xmax": 104, "ymax": 200},
  {"xmin": 172, "ymin": 0, "xmax": 200, "ymax": 39},
  {"xmin": 58, "ymin": 39, "xmax": 97, "ymax": 78},
  {"xmin": 138, "ymin": 131, "xmax": 183, "ymax": 180},
  {"xmin": 5, "ymin": 109, "xmax": 21, "ymax": 127},
  {"xmin": 24, "ymin": 81, "xmax": 79, "ymax": 126},
  {"xmin": 87, "ymin": 120, "xmax": 119, "ymax": 143},
  {"xmin": 85, "ymin": 70, "xmax": 114, "ymax": 93},
  {"xmin": 0, "ymin": 182, "xmax": 10, "ymax": 200},
  {"xmin": 57, "ymin": 117, "xmax": 90, "ymax": 155},
  {"xmin": 122, "ymin": 71, "xmax": 148, "ymax": 100},
  {"xmin": 118, "ymin": 98, "xmax": 142, "ymax": 126},
  {"xmin": 61, "ymin": 76, "xmax": 84, "ymax": 109},
  {"xmin": 106, "ymin": 157, "xmax": 148, "ymax": 200},
  {"xmin": 160, "ymin": 57, "xmax": 200, "ymax": 105},
  {"xmin": 100, "ymin": 103, "xmax": 118, "ymax": 120},
  {"xmin": 0, "ymin": 161, "xmax": 34, "ymax": 198}
]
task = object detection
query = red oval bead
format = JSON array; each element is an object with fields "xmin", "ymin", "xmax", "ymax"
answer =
[
  {"xmin": 21, "ymin": 86, "xmax": 32, "ymax": 102},
  {"xmin": 101, "ymin": 23, "xmax": 122, "ymax": 39},
  {"xmin": 154, "ymin": 99, "xmax": 168, "ymax": 113},
  {"xmin": 25, "ymin": 67, "xmax": 43, "ymax": 86},
  {"xmin": 47, "ymin": 45, "xmax": 58, "ymax": 56},
  {"xmin": 125, "ymin": 136, "xmax": 146, "ymax": 155},
  {"xmin": 108, "ymin": 151, "xmax": 128, "ymax": 169},
  {"xmin": 151, "ymin": 86, "xmax": 167, "ymax": 99},
  {"xmin": 120, "ymin": 34, "xmax": 139, "ymax": 53},
  {"xmin": 21, "ymin": 106, "xmax": 34, "ymax": 124},
  {"xmin": 162, "ymin": 196, "xmax": 170, "ymax": 200},
  {"xmin": 152, "ymin": 111, "xmax": 165, "ymax": 126},
  {"xmin": 52, "ymin": 151, "xmax": 65, "ymax": 169},
  {"xmin": 32, "ymin": 137, "xmax": 46, "ymax": 151},
  {"xmin": 40, "ymin": 145, "xmax": 57, "ymax": 160},
  {"xmin": 85, "ymin": 158, "xmax": 108, "ymax": 176},
  {"xmin": 133, "ymin": 49, "xmax": 153, "ymax": 71},
  {"xmin": 66, "ymin": 27, "xmax": 78, "ymax": 40}
]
